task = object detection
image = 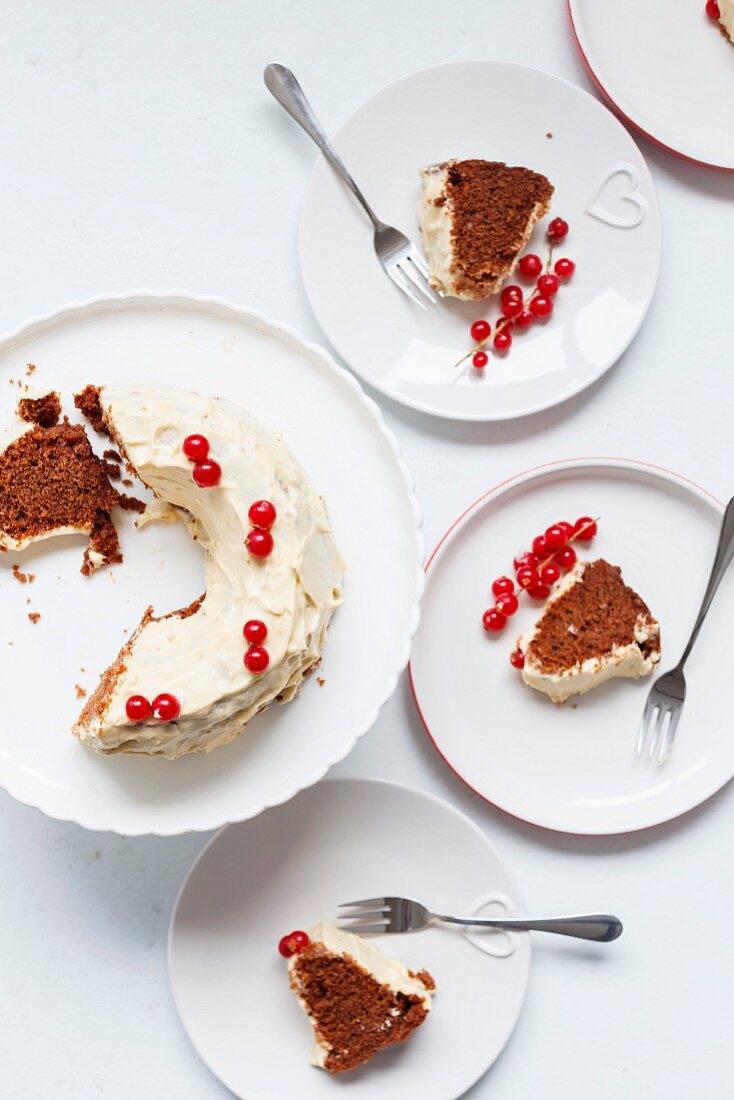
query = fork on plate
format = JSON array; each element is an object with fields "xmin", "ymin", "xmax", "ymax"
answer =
[
  {"xmin": 338, "ymin": 896, "xmax": 623, "ymax": 942},
  {"xmin": 637, "ymin": 495, "xmax": 734, "ymax": 765},
  {"xmin": 264, "ymin": 63, "xmax": 438, "ymax": 309}
]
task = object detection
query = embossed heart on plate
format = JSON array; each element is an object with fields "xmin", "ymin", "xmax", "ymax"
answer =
[{"xmin": 586, "ymin": 162, "xmax": 648, "ymax": 228}]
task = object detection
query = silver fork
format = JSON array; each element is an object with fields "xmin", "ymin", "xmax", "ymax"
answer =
[
  {"xmin": 637, "ymin": 495, "xmax": 734, "ymax": 765},
  {"xmin": 338, "ymin": 896, "xmax": 623, "ymax": 943},
  {"xmin": 264, "ymin": 63, "xmax": 438, "ymax": 310}
]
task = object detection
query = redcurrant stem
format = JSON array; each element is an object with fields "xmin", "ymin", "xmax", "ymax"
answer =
[{"xmin": 491, "ymin": 516, "xmax": 600, "ymax": 614}]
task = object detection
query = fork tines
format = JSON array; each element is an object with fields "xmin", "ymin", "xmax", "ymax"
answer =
[
  {"xmin": 637, "ymin": 694, "xmax": 681, "ymax": 764},
  {"xmin": 336, "ymin": 898, "xmax": 390, "ymax": 935},
  {"xmin": 388, "ymin": 250, "xmax": 439, "ymax": 309}
]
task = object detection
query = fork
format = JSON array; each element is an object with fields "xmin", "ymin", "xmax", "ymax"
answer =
[
  {"xmin": 637, "ymin": 495, "xmax": 734, "ymax": 765},
  {"xmin": 264, "ymin": 63, "xmax": 438, "ymax": 310},
  {"xmin": 338, "ymin": 896, "xmax": 623, "ymax": 942}
]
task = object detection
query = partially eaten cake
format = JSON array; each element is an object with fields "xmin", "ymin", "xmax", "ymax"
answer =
[
  {"xmin": 0, "ymin": 392, "xmax": 128, "ymax": 575},
  {"xmin": 72, "ymin": 383, "xmax": 344, "ymax": 758},
  {"xmin": 517, "ymin": 559, "xmax": 661, "ymax": 703},
  {"xmin": 418, "ymin": 158, "xmax": 553, "ymax": 299},
  {"xmin": 283, "ymin": 922, "xmax": 434, "ymax": 1073},
  {"xmin": 717, "ymin": 0, "xmax": 734, "ymax": 42}
]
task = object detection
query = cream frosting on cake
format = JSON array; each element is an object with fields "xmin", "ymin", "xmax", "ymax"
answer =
[
  {"xmin": 719, "ymin": 0, "xmax": 734, "ymax": 41},
  {"xmin": 73, "ymin": 384, "xmax": 344, "ymax": 757},
  {"xmin": 287, "ymin": 921, "xmax": 434, "ymax": 1072},
  {"xmin": 517, "ymin": 560, "xmax": 661, "ymax": 704}
]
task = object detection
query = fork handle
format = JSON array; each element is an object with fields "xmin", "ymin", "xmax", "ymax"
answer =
[
  {"xmin": 264, "ymin": 64, "xmax": 383, "ymax": 230},
  {"xmin": 434, "ymin": 913, "xmax": 623, "ymax": 942},
  {"xmin": 679, "ymin": 495, "xmax": 734, "ymax": 668}
]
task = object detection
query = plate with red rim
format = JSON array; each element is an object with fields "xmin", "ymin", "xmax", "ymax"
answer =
[
  {"xmin": 409, "ymin": 458, "xmax": 734, "ymax": 835},
  {"xmin": 298, "ymin": 60, "xmax": 661, "ymax": 421},
  {"xmin": 568, "ymin": 0, "xmax": 734, "ymax": 172},
  {"xmin": 168, "ymin": 777, "xmax": 531, "ymax": 1100}
]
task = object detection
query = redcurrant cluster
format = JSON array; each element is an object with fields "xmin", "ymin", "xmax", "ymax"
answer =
[
  {"xmin": 243, "ymin": 618, "xmax": 270, "ymax": 673},
  {"xmin": 463, "ymin": 218, "xmax": 575, "ymax": 373},
  {"xmin": 706, "ymin": 0, "xmax": 720, "ymax": 20},
  {"xmin": 278, "ymin": 929, "xmax": 310, "ymax": 957},
  {"xmin": 125, "ymin": 692, "xmax": 181, "ymax": 723},
  {"xmin": 245, "ymin": 499, "xmax": 277, "ymax": 558},
  {"xmin": 183, "ymin": 433, "xmax": 222, "ymax": 487},
  {"xmin": 481, "ymin": 516, "xmax": 599, "ymax": 665}
]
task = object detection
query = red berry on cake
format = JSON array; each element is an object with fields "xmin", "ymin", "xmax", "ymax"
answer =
[
  {"xmin": 539, "ymin": 562, "xmax": 561, "ymax": 585},
  {"xmin": 509, "ymin": 648, "xmax": 525, "ymax": 669},
  {"xmin": 243, "ymin": 619, "xmax": 268, "ymax": 644},
  {"xmin": 495, "ymin": 593, "xmax": 519, "ymax": 616},
  {"xmin": 182, "ymin": 434, "xmax": 210, "ymax": 462},
  {"xmin": 531, "ymin": 295, "xmax": 553, "ymax": 318},
  {"xmin": 554, "ymin": 258, "xmax": 575, "ymax": 279},
  {"xmin": 244, "ymin": 645, "xmax": 270, "ymax": 672},
  {"xmin": 472, "ymin": 351, "xmax": 488, "ymax": 370},
  {"xmin": 706, "ymin": 0, "xmax": 720, "ymax": 18},
  {"xmin": 494, "ymin": 330, "xmax": 512, "ymax": 351},
  {"xmin": 554, "ymin": 545, "xmax": 578, "ymax": 569},
  {"xmin": 547, "ymin": 217, "xmax": 569, "ymax": 243},
  {"xmin": 492, "ymin": 576, "xmax": 515, "ymax": 597},
  {"xmin": 574, "ymin": 516, "xmax": 597, "ymax": 540},
  {"xmin": 151, "ymin": 693, "xmax": 181, "ymax": 722},
  {"xmin": 246, "ymin": 529, "xmax": 274, "ymax": 558},
  {"xmin": 248, "ymin": 499, "xmax": 277, "ymax": 529},
  {"xmin": 470, "ymin": 319, "xmax": 491, "ymax": 343},
  {"xmin": 192, "ymin": 458, "xmax": 222, "ymax": 487},
  {"xmin": 537, "ymin": 273, "xmax": 560, "ymax": 297},
  {"xmin": 519, "ymin": 254, "xmax": 542, "ymax": 278},
  {"xmin": 278, "ymin": 930, "xmax": 310, "ymax": 958},
  {"xmin": 125, "ymin": 695, "xmax": 151, "ymax": 722},
  {"xmin": 544, "ymin": 524, "xmax": 568, "ymax": 550},
  {"xmin": 516, "ymin": 309, "xmax": 534, "ymax": 329}
]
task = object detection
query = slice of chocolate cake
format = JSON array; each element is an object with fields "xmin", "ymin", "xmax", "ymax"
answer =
[
  {"xmin": 517, "ymin": 559, "xmax": 661, "ymax": 703},
  {"xmin": 418, "ymin": 158, "xmax": 554, "ymax": 300},
  {"xmin": 0, "ymin": 396, "xmax": 127, "ymax": 575},
  {"xmin": 284, "ymin": 922, "xmax": 434, "ymax": 1073}
]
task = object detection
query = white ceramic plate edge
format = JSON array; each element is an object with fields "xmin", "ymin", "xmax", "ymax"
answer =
[
  {"xmin": 298, "ymin": 59, "xmax": 662, "ymax": 422},
  {"xmin": 410, "ymin": 456, "xmax": 726, "ymax": 835},
  {"xmin": 0, "ymin": 290, "xmax": 425, "ymax": 835},
  {"xmin": 166, "ymin": 775, "xmax": 531, "ymax": 1100}
]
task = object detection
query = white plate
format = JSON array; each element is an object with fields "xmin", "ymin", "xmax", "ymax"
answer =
[
  {"xmin": 299, "ymin": 61, "xmax": 660, "ymax": 421},
  {"xmin": 0, "ymin": 292, "xmax": 423, "ymax": 835},
  {"xmin": 168, "ymin": 777, "xmax": 530, "ymax": 1100},
  {"xmin": 410, "ymin": 459, "xmax": 734, "ymax": 835},
  {"xmin": 569, "ymin": 0, "xmax": 734, "ymax": 171}
]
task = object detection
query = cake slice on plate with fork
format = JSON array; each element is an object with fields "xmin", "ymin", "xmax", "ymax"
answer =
[
  {"xmin": 418, "ymin": 158, "xmax": 553, "ymax": 300},
  {"xmin": 280, "ymin": 921, "xmax": 435, "ymax": 1073},
  {"xmin": 517, "ymin": 559, "xmax": 661, "ymax": 703}
]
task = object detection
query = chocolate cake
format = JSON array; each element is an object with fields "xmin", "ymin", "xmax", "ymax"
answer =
[
  {"xmin": 0, "ymin": 416, "xmax": 125, "ymax": 574},
  {"xmin": 285, "ymin": 922, "xmax": 434, "ymax": 1074},
  {"xmin": 418, "ymin": 158, "xmax": 554, "ymax": 300},
  {"xmin": 518, "ymin": 559, "xmax": 661, "ymax": 703}
]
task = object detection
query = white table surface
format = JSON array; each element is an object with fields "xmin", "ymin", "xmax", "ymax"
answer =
[{"xmin": 1, "ymin": 2, "xmax": 732, "ymax": 1097}]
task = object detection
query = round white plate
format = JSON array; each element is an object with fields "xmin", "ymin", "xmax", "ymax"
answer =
[
  {"xmin": 299, "ymin": 61, "xmax": 660, "ymax": 421},
  {"xmin": 168, "ymin": 777, "xmax": 530, "ymax": 1100},
  {"xmin": 569, "ymin": 0, "xmax": 734, "ymax": 171},
  {"xmin": 0, "ymin": 292, "xmax": 423, "ymax": 835},
  {"xmin": 410, "ymin": 459, "xmax": 734, "ymax": 835}
]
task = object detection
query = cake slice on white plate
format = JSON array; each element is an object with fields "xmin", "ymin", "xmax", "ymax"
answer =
[
  {"xmin": 517, "ymin": 559, "xmax": 661, "ymax": 704},
  {"xmin": 418, "ymin": 158, "xmax": 553, "ymax": 300},
  {"xmin": 715, "ymin": 0, "xmax": 734, "ymax": 42},
  {"xmin": 281, "ymin": 921, "xmax": 435, "ymax": 1073}
]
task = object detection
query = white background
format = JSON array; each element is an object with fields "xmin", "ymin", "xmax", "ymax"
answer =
[{"xmin": 1, "ymin": 2, "xmax": 732, "ymax": 1097}]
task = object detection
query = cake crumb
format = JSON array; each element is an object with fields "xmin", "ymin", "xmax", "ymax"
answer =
[
  {"xmin": 26, "ymin": 363, "xmax": 36, "ymax": 376},
  {"xmin": 316, "ymin": 677, "xmax": 326, "ymax": 686},
  {"xmin": 122, "ymin": 478, "xmax": 133, "ymax": 487},
  {"xmin": 18, "ymin": 391, "xmax": 61, "ymax": 428},
  {"xmin": 103, "ymin": 449, "xmax": 122, "ymax": 463},
  {"xmin": 12, "ymin": 564, "xmax": 35, "ymax": 584},
  {"xmin": 546, "ymin": 131, "xmax": 553, "ymax": 139},
  {"xmin": 28, "ymin": 612, "xmax": 41, "ymax": 624},
  {"xmin": 75, "ymin": 684, "xmax": 87, "ymax": 699}
]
